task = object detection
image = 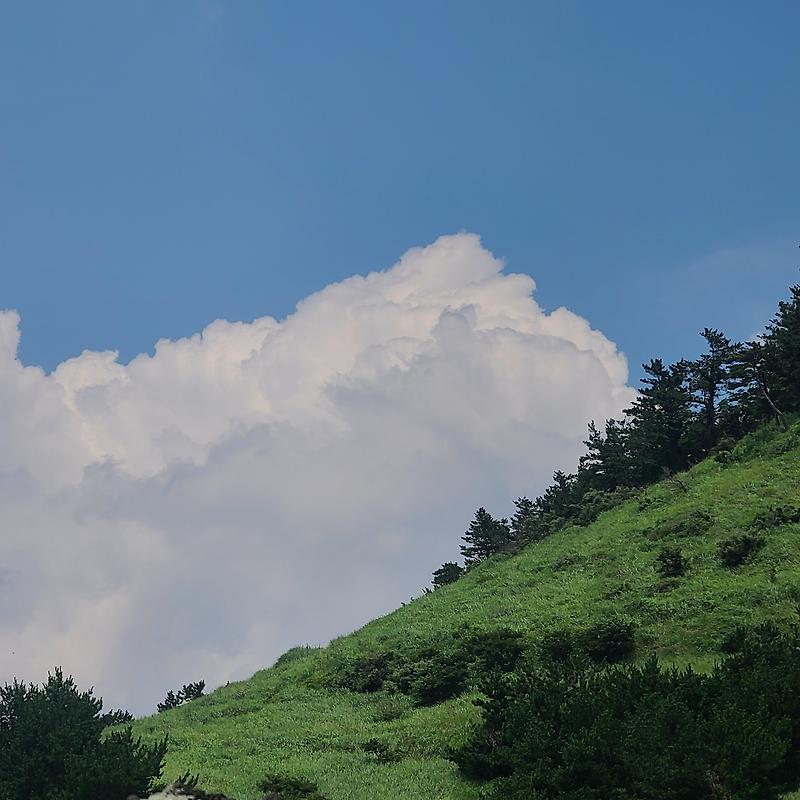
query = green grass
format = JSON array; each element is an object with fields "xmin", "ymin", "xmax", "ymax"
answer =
[{"xmin": 132, "ymin": 420, "xmax": 800, "ymax": 799}]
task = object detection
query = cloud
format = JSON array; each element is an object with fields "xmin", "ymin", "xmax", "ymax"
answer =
[{"xmin": 0, "ymin": 233, "xmax": 634, "ymax": 713}]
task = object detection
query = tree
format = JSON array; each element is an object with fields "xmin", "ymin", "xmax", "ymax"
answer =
[
  {"xmin": 157, "ymin": 680, "xmax": 205, "ymax": 712},
  {"xmin": 763, "ymin": 283, "xmax": 800, "ymax": 413},
  {"xmin": 460, "ymin": 508, "xmax": 513, "ymax": 568},
  {"xmin": 509, "ymin": 496, "xmax": 549, "ymax": 545},
  {"xmin": 431, "ymin": 562, "xmax": 464, "ymax": 589},
  {"xmin": 625, "ymin": 359, "xmax": 695, "ymax": 483},
  {"xmin": 0, "ymin": 668, "xmax": 166, "ymax": 800},
  {"xmin": 688, "ymin": 328, "xmax": 735, "ymax": 452},
  {"xmin": 580, "ymin": 418, "xmax": 633, "ymax": 491}
]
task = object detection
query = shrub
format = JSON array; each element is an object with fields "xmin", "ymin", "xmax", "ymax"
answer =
[
  {"xmin": 719, "ymin": 534, "xmax": 766, "ymax": 568},
  {"xmin": 330, "ymin": 629, "xmax": 524, "ymax": 707},
  {"xmin": 389, "ymin": 648, "xmax": 469, "ymax": 706},
  {"xmin": 430, "ymin": 562, "xmax": 465, "ymax": 590},
  {"xmin": 551, "ymin": 552, "xmax": 586, "ymax": 572},
  {"xmin": 580, "ymin": 617, "xmax": 636, "ymax": 663},
  {"xmin": 361, "ymin": 738, "xmax": 399, "ymax": 764},
  {"xmin": 457, "ymin": 627, "xmax": 800, "ymax": 800},
  {"xmin": 751, "ymin": 505, "xmax": 800, "ymax": 530},
  {"xmin": 157, "ymin": 680, "xmax": 205, "ymax": 712},
  {"xmin": 574, "ymin": 487, "xmax": 637, "ymax": 527},
  {"xmin": 656, "ymin": 546, "xmax": 687, "ymax": 578},
  {"xmin": 0, "ymin": 668, "xmax": 166, "ymax": 800},
  {"xmin": 646, "ymin": 509, "xmax": 714, "ymax": 540},
  {"xmin": 539, "ymin": 629, "xmax": 579, "ymax": 664},
  {"xmin": 329, "ymin": 651, "xmax": 397, "ymax": 694},
  {"xmin": 258, "ymin": 773, "xmax": 327, "ymax": 799},
  {"xmin": 464, "ymin": 629, "xmax": 526, "ymax": 675}
]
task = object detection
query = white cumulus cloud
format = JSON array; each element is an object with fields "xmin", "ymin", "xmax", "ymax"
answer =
[{"xmin": 0, "ymin": 233, "xmax": 634, "ymax": 713}]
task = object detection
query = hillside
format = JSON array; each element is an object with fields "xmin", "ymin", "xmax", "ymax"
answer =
[{"xmin": 132, "ymin": 419, "xmax": 800, "ymax": 800}]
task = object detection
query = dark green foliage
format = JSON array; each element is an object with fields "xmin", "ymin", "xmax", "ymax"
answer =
[
  {"xmin": 625, "ymin": 358, "xmax": 697, "ymax": 483},
  {"xmin": 719, "ymin": 534, "xmax": 766, "ymax": 568},
  {"xmin": 430, "ymin": 561, "xmax": 464, "ymax": 590},
  {"xmin": 551, "ymin": 552, "xmax": 586, "ymax": 572},
  {"xmin": 330, "ymin": 651, "xmax": 397, "ymax": 694},
  {"xmin": 258, "ymin": 773, "xmax": 327, "ymax": 799},
  {"xmin": 329, "ymin": 628, "xmax": 525, "ymax": 707},
  {"xmin": 0, "ymin": 668, "xmax": 166, "ymax": 800},
  {"xmin": 573, "ymin": 486, "xmax": 636, "ymax": 527},
  {"xmin": 100, "ymin": 708, "xmax": 135, "ymax": 727},
  {"xmin": 656, "ymin": 546, "xmax": 687, "ymax": 578},
  {"xmin": 157, "ymin": 680, "xmax": 206, "ymax": 712},
  {"xmin": 157, "ymin": 690, "xmax": 183, "ymax": 712},
  {"xmin": 460, "ymin": 508, "xmax": 514, "ymax": 567},
  {"xmin": 538, "ymin": 629, "xmax": 579, "ymax": 664},
  {"xmin": 580, "ymin": 617, "xmax": 636, "ymax": 663},
  {"xmin": 457, "ymin": 626, "xmax": 800, "ymax": 800},
  {"xmin": 389, "ymin": 648, "xmax": 469, "ymax": 706},
  {"xmin": 689, "ymin": 328, "xmax": 736, "ymax": 454},
  {"xmin": 465, "ymin": 629, "xmax": 526, "ymax": 676},
  {"xmin": 751, "ymin": 505, "xmax": 800, "ymax": 530},
  {"xmin": 646, "ymin": 509, "xmax": 714, "ymax": 540},
  {"xmin": 361, "ymin": 738, "xmax": 400, "ymax": 764},
  {"xmin": 763, "ymin": 285, "xmax": 800, "ymax": 414},
  {"xmin": 510, "ymin": 496, "xmax": 548, "ymax": 544}
]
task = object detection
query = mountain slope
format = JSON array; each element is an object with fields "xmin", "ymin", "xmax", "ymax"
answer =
[{"xmin": 132, "ymin": 420, "xmax": 800, "ymax": 800}]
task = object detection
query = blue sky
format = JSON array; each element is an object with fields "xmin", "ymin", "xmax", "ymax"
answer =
[
  {"xmin": 2, "ymin": 1, "xmax": 800, "ymax": 708},
  {"xmin": 1, "ymin": 1, "xmax": 799, "ymax": 375}
]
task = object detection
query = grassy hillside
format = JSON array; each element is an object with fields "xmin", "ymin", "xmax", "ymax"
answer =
[{"xmin": 132, "ymin": 420, "xmax": 800, "ymax": 800}]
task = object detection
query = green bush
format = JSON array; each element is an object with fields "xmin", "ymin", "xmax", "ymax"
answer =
[
  {"xmin": 457, "ymin": 626, "xmax": 800, "ymax": 799},
  {"xmin": 751, "ymin": 505, "xmax": 800, "ymax": 531},
  {"xmin": 361, "ymin": 738, "xmax": 400, "ymax": 764},
  {"xmin": 656, "ymin": 546, "xmax": 687, "ymax": 578},
  {"xmin": 646, "ymin": 509, "xmax": 714, "ymax": 540},
  {"xmin": 539, "ymin": 629, "xmax": 579, "ymax": 664},
  {"xmin": 330, "ymin": 629, "xmax": 525, "ymax": 707},
  {"xmin": 390, "ymin": 649, "xmax": 469, "ymax": 706},
  {"xmin": 259, "ymin": 773, "xmax": 327, "ymax": 799},
  {"xmin": 329, "ymin": 651, "xmax": 397, "ymax": 693},
  {"xmin": 580, "ymin": 617, "xmax": 636, "ymax": 663},
  {"xmin": 719, "ymin": 534, "xmax": 766, "ymax": 568},
  {"xmin": 551, "ymin": 552, "xmax": 586, "ymax": 572},
  {"xmin": 574, "ymin": 487, "xmax": 637, "ymax": 527},
  {"xmin": 0, "ymin": 668, "xmax": 166, "ymax": 800}
]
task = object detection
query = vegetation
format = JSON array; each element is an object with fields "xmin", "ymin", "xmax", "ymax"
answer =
[
  {"xmin": 157, "ymin": 681, "xmax": 206, "ymax": 713},
  {"xmin": 0, "ymin": 668, "xmax": 166, "ymax": 800},
  {"xmin": 458, "ymin": 624, "xmax": 800, "ymax": 799},
  {"xmin": 4, "ymin": 282, "xmax": 799, "ymax": 799},
  {"xmin": 118, "ymin": 413, "xmax": 800, "ymax": 799},
  {"xmin": 430, "ymin": 286, "xmax": 800, "ymax": 587}
]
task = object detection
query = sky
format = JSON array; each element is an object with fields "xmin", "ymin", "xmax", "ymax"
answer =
[{"xmin": 0, "ymin": 1, "xmax": 798, "ymax": 712}]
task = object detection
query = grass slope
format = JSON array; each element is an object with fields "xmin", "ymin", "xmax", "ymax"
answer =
[{"xmin": 133, "ymin": 421, "xmax": 800, "ymax": 800}]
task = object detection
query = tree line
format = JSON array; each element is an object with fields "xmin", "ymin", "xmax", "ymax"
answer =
[{"xmin": 433, "ymin": 283, "xmax": 800, "ymax": 588}]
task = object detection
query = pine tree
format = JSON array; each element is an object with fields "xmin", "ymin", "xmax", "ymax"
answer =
[
  {"xmin": 510, "ymin": 496, "xmax": 548, "ymax": 545},
  {"xmin": 0, "ymin": 668, "xmax": 166, "ymax": 800},
  {"xmin": 763, "ymin": 284, "xmax": 800, "ymax": 413},
  {"xmin": 625, "ymin": 359, "xmax": 695, "ymax": 483},
  {"xmin": 431, "ymin": 562, "xmax": 465, "ymax": 589},
  {"xmin": 580, "ymin": 418, "xmax": 633, "ymax": 491},
  {"xmin": 688, "ymin": 328, "xmax": 735, "ymax": 452},
  {"xmin": 460, "ymin": 508, "xmax": 513, "ymax": 568}
]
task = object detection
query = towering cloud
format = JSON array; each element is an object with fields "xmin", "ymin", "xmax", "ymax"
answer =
[{"xmin": 0, "ymin": 234, "xmax": 634, "ymax": 712}]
